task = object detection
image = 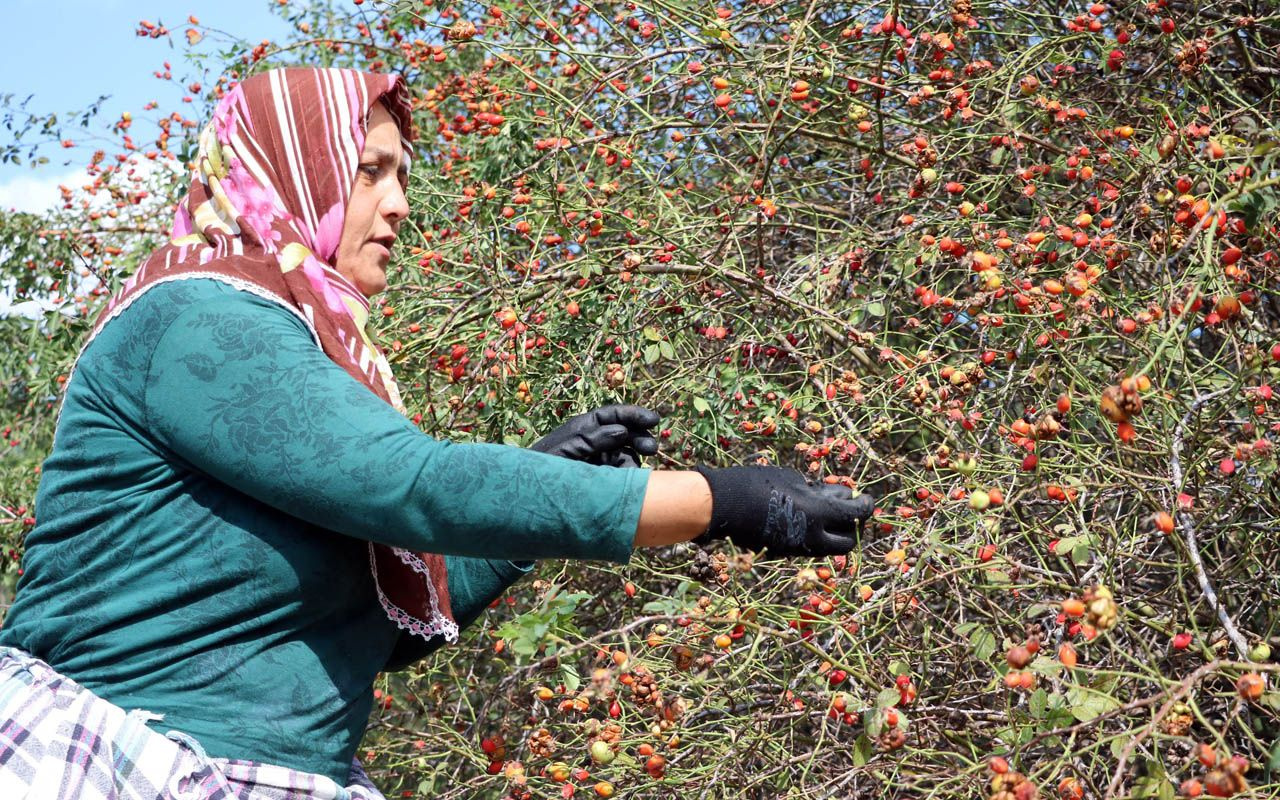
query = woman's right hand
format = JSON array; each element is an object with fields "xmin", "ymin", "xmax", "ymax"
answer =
[
  {"xmin": 529, "ymin": 404, "xmax": 660, "ymax": 467},
  {"xmin": 691, "ymin": 465, "xmax": 875, "ymax": 557}
]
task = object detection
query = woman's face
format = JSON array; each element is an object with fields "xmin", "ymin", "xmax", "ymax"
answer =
[{"xmin": 334, "ymin": 101, "xmax": 410, "ymax": 298}]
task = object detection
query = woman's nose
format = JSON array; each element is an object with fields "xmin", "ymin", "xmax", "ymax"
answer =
[{"xmin": 383, "ymin": 183, "xmax": 409, "ymax": 222}]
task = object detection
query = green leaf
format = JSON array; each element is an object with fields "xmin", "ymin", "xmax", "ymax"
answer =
[
  {"xmin": 864, "ymin": 301, "xmax": 885, "ymax": 317},
  {"xmin": 643, "ymin": 326, "xmax": 662, "ymax": 341},
  {"xmin": 643, "ymin": 344, "xmax": 660, "ymax": 364},
  {"xmin": 613, "ymin": 752, "xmax": 639, "ymax": 769},
  {"xmin": 1054, "ymin": 535, "xmax": 1081, "ymax": 553},
  {"xmin": 1029, "ymin": 655, "xmax": 1063, "ymax": 678},
  {"xmin": 1132, "ymin": 759, "xmax": 1174, "ymax": 799},
  {"xmin": 560, "ymin": 663, "xmax": 581, "ymax": 693},
  {"xmin": 1229, "ymin": 181, "xmax": 1276, "ymax": 225},
  {"xmin": 693, "ymin": 396, "xmax": 711, "ymax": 415},
  {"xmin": 659, "ymin": 340, "xmax": 675, "ymax": 359},
  {"xmin": 492, "ymin": 587, "xmax": 589, "ymax": 664},
  {"xmin": 1024, "ymin": 602, "xmax": 1057, "ymax": 619},
  {"xmin": 641, "ymin": 580, "xmax": 693, "ymax": 614},
  {"xmin": 875, "ymin": 687, "xmax": 901, "ymax": 710},
  {"xmin": 1029, "ymin": 689, "xmax": 1048, "ymax": 719},
  {"xmin": 982, "ymin": 569, "xmax": 1010, "ymax": 586},
  {"xmin": 1071, "ymin": 540, "xmax": 1091, "ymax": 566},
  {"xmin": 1067, "ymin": 686, "xmax": 1121, "ymax": 722},
  {"xmin": 547, "ymin": 591, "xmax": 592, "ymax": 614},
  {"xmin": 866, "ymin": 711, "xmax": 884, "ymax": 739},
  {"xmin": 788, "ymin": 395, "xmax": 814, "ymax": 412},
  {"xmin": 1052, "ymin": 534, "xmax": 1093, "ymax": 565},
  {"xmin": 851, "ymin": 734, "xmax": 874, "ymax": 766},
  {"xmin": 1265, "ymin": 738, "xmax": 1280, "ymax": 784},
  {"xmin": 970, "ymin": 627, "xmax": 996, "ymax": 662}
]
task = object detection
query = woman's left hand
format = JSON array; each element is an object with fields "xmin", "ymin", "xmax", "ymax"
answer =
[{"xmin": 530, "ymin": 405, "xmax": 661, "ymax": 467}]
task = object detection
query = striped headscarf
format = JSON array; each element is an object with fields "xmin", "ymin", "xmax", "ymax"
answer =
[{"xmin": 72, "ymin": 67, "xmax": 458, "ymax": 645}]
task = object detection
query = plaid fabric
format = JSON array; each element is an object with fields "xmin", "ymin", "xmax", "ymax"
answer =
[{"xmin": 0, "ymin": 647, "xmax": 387, "ymax": 800}]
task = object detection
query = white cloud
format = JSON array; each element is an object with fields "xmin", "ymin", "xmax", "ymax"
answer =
[
  {"xmin": 0, "ymin": 156, "xmax": 186, "ymax": 320},
  {"xmin": 0, "ymin": 168, "xmax": 91, "ymax": 215},
  {"xmin": 0, "ymin": 294, "xmax": 75, "ymax": 322},
  {"xmin": 0, "ymin": 156, "xmax": 185, "ymax": 216}
]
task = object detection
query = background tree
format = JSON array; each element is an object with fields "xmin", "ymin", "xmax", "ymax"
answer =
[{"xmin": 4, "ymin": 0, "xmax": 1280, "ymax": 797}]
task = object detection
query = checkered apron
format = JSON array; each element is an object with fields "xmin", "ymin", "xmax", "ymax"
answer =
[{"xmin": 0, "ymin": 646, "xmax": 387, "ymax": 800}]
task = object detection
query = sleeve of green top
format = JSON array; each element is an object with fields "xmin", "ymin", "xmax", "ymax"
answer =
[
  {"xmin": 446, "ymin": 556, "xmax": 537, "ymax": 633},
  {"xmin": 141, "ymin": 287, "xmax": 650, "ymax": 564},
  {"xmin": 383, "ymin": 555, "xmax": 535, "ymax": 672}
]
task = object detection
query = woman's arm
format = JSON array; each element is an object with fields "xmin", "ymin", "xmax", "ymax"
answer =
[
  {"xmin": 633, "ymin": 470, "xmax": 712, "ymax": 547},
  {"xmin": 142, "ymin": 286, "xmax": 697, "ymax": 565},
  {"xmin": 385, "ymin": 471, "xmax": 713, "ymax": 671}
]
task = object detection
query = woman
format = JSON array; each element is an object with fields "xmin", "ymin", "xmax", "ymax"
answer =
[{"xmin": 0, "ymin": 67, "xmax": 874, "ymax": 799}]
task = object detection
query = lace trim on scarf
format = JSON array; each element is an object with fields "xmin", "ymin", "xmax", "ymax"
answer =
[{"xmin": 368, "ymin": 543, "xmax": 460, "ymax": 644}]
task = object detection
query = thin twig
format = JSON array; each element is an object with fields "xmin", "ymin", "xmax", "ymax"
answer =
[{"xmin": 1169, "ymin": 388, "xmax": 1249, "ymax": 660}]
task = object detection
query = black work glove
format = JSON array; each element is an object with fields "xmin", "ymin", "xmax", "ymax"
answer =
[
  {"xmin": 530, "ymin": 404, "xmax": 660, "ymax": 467},
  {"xmin": 692, "ymin": 465, "xmax": 875, "ymax": 557}
]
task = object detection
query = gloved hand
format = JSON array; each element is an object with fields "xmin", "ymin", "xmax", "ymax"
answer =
[
  {"xmin": 530, "ymin": 404, "xmax": 660, "ymax": 467},
  {"xmin": 692, "ymin": 465, "xmax": 875, "ymax": 557}
]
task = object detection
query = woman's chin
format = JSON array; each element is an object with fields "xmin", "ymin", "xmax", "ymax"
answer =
[{"xmin": 358, "ymin": 267, "xmax": 388, "ymax": 298}]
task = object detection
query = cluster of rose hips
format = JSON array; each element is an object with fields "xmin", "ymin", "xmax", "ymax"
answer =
[
  {"xmin": 689, "ymin": 548, "xmax": 730, "ymax": 585},
  {"xmin": 937, "ymin": 362, "xmax": 988, "ymax": 396},
  {"xmin": 499, "ymin": 757, "xmax": 619, "ymax": 800},
  {"xmin": 826, "ymin": 691, "xmax": 860, "ymax": 727},
  {"xmin": 1099, "ymin": 374, "xmax": 1150, "ymax": 443},
  {"xmin": 134, "ymin": 19, "xmax": 170, "ymax": 38},
  {"xmin": 1159, "ymin": 702, "xmax": 1194, "ymax": 737},
  {"xmin": 988, "ymin": 756, "xmax": 1039, "ymax": 800},
  {"xmin": 1061, "ymin": 585, "xmax": 1118, "ymax": 640},
  {"xmin": 498, "ymin": 659, "xmax": 693, "ymax": 795},
  {"xmin": 876, "ymin": 706, "xmax": 908, "ymax": 752},
  {"xmin": 822, "ymin": 369, "xmax": 866, "ymax": 403},
  {"xmin": 788, "ymin": 562, "xmax": 857, "ymax": 640},
  {"xmin": 1220, "ymin": 409, "xmax": 1275, "ymax": 476},
  {"xmin": 792, "ymin": 436, "xmax": 861, "ymax": 475},
  {"xmin": 480, "ymin": 732, "xmax": 508, "ymax": 774},
  {"xmin": 1000, "ymin": 394, "xmax": 1071, "ymax": 472},
  {"xmin": 1003, "ymin": 637, "xmax": 1043, "ymax": 691},
  {"xmin": 1181, "ymin": 744, "xmax": 1251, "ymax": 798}
]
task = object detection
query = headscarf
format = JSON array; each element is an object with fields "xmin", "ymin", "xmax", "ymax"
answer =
[{"xmin": 65, "ymin": 67, "xmax": 458, "ymax": 645}]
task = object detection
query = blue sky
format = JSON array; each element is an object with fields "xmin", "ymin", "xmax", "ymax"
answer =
[{"xmin": 0, "ymin": 0, "xmax": 297, "ymax": 212}]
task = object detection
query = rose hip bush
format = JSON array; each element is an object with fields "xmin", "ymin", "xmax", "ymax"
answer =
[{"xmin": 4, "ymin": 0, "xmax": 1280, "ymax": 797}]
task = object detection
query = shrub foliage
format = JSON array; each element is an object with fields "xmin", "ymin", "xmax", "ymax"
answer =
[{"xmin": 3, "ymin": 1, "xmax": 1280, "ymax": 797}]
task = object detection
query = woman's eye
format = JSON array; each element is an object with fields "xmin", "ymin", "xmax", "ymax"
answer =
[{"xmin": 359, "ymin": 164, "xmax": 381, "ymax": 179}]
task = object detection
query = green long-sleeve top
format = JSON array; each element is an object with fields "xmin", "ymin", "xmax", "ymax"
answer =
[{"xmin": 0, "ymin": 277, "xmax": 651, "ymax": 782}]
